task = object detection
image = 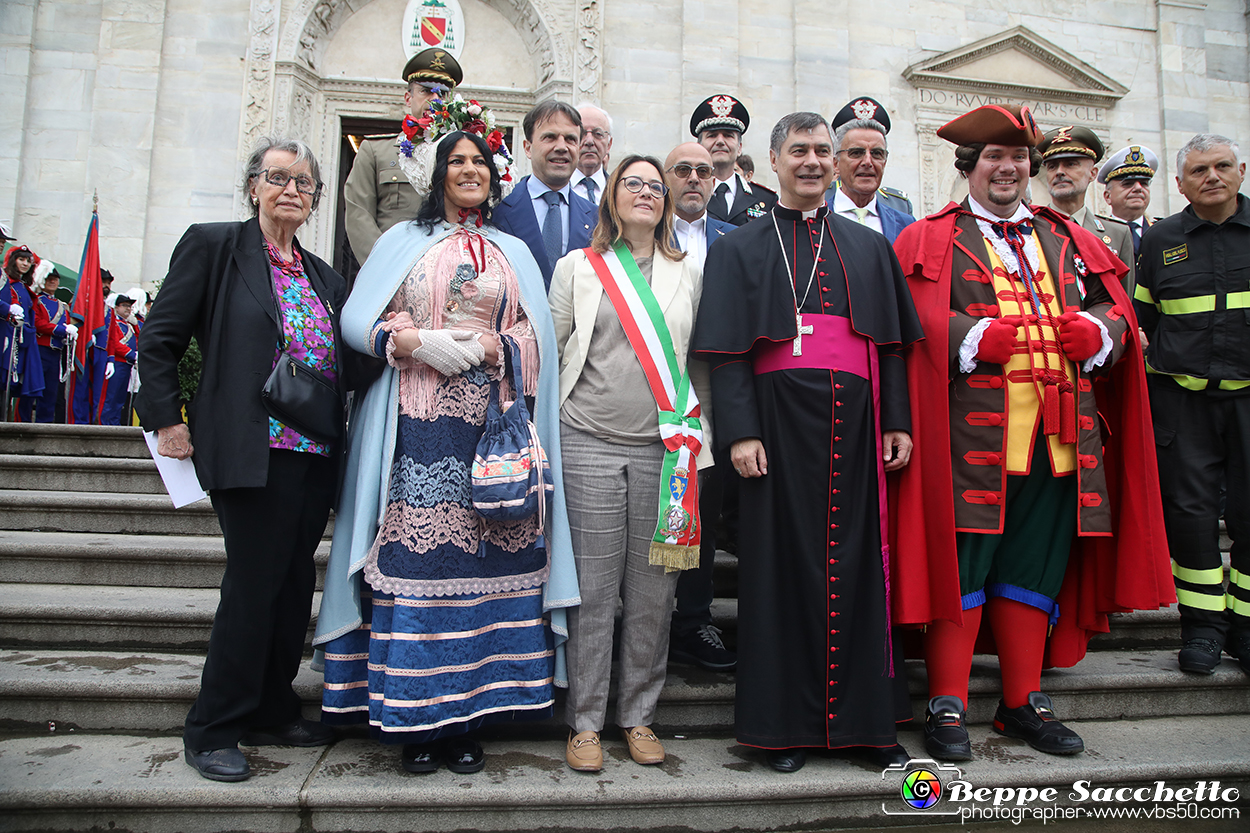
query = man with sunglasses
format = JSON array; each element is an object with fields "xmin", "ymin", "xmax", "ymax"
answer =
[
  {"xmin": 343, "ymin": 48, "xmax": 463, "ymax": 262},
  {"xmin": 826, "ymin": 110, "xmax": 915, "ymax": 244}
]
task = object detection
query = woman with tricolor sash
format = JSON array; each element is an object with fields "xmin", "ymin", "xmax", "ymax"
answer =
[{"xmin": 549, "ymin": 154, "xmax": 713, "ymax": 773}]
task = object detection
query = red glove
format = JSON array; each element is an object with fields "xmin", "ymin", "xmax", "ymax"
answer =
[
  {"xmin": 976, "ymin": 315, "xmax": 1023, "ymax": 365},
  {"xmin": 1057, "ymin": 311, "xmax": 1102, "ymax": 362}
]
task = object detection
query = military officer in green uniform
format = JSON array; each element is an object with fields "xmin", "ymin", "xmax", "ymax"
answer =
[
  {"xmin": 823, "ymin": 97, "xmax": 914, "ymax": 217},
  {"xmin": 343, "ymin": 48, "xmax": 464, "ymax": 262},
  {"xmin": 1038, "ymin": 126, "xmax": 1136, "ymax": 293}
]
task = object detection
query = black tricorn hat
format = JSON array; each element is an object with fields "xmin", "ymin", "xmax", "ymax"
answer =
[
  {"xmin": 831, "ymin": 97, "xmax": 891, "ymax": 133},
  {"xmin": 690, "ymin": 95, "xmax": 750, "ymax": 137}
]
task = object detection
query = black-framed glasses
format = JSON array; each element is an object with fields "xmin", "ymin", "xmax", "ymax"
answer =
[
  {"xmin": 621, "ymin": 176, "xmax": 668, "ymax": 197},
  {"xmin": 836, "ymin": 147, "xmax": 888, "ymax": 162},
  {"xmin": 667, "ymin": 163, "xmax": 714, "ymax": 180},
  {"xmin": 260, "ymin": 167, "xmax": 322, "ymax": 196}
]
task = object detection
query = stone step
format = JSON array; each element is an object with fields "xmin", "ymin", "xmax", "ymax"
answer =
[
  {"xmin": 0, "ymin": 585, "xmax": 320, "ymax": 653},
  {"xmin": 0, "ymin": 715, "xmax": 1246, "ymax": 833},
  {"xmin": 0, "ymin": 530, "xmax": 329, "ymax": 589},
  {"xmin": 0, "ymin": 423, "xmax": 148, "ymax": 459},
  {"xmin": 2, "ymin": 647, "xmax": 1245, "ymax": 737},
  {"xmin": 0, "ymin": 489, "xmax": 219, "ymax": 536},
  {"xmin": 0, "ymin": 453, "xmax": 164, "ymax": 493}
]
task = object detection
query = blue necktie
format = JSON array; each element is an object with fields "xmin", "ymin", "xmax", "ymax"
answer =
[
  {"xmin": 541, "ymin": 191, "xmax": 563, "ymax": 267},
  {"xmin": 1130, "ymin": 220, "xmax": 1141, "ymax": 255},
  {"xmin": 583, "ymin": 178, "xmax": 598, "ymax": 204}
]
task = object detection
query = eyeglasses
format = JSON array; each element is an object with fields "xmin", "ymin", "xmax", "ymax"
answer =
[
  {"xmin": 620, "ymin": 176, "xmax": 668, "ymax": 197},
  {"xmin": 260, "ymin": 168, "xmax": 322, "ymax": 196},
  {"xmin": 836, "ymin": 147, "xmax": 888, "ymax": 162},
  {"xmin": 667, "ymin": 163, "xmax": 714, "ymax": 180},
  {"xmin": 584, "ymin": 128, "xmax": 610, "ymax": 141}
]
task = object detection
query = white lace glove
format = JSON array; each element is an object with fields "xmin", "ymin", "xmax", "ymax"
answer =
[
  {"xmin": 411, "ymin": 328, "xmax": 485, "ymax": 376},
  {"xmin": 8, "ymin": 304, "xmax": 23, "ymax": 322},
  {"xmin": 65, "ymin": 323, "xmax": 79, "ymax": 339}
]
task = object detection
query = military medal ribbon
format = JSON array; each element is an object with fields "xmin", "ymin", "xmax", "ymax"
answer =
[{"xmin": 585, "ymin": 243, "xmax": 702, "ymax": 571}]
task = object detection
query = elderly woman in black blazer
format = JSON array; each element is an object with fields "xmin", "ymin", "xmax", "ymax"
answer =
[{"xmin": 138, "ymin": 135, "xmax": 355, "ymax": 782}]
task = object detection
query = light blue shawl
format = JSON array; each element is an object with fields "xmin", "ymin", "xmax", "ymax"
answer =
[{"xmin": 312, "ymin": 219, "xmax": 580, "ymax": 685}]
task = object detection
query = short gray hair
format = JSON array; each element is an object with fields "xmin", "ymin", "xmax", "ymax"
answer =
[
  {"xmin": 242, "ymin": 135, "xmax": 323, "ymax": 215},
  {"xmin": 1176, "ymin": 134, "xmax": 1241, "ymax": 176},
  {"xmin": 833, "ymin": 119, "xmax": 888, "ymax": 153},
  {"xmin": 770, "ymin": 112, "xmax": 832, "ymax": 154},
  {"xmin": 576, "ymin": 101, "xmax": 613, "ymax": 134}
]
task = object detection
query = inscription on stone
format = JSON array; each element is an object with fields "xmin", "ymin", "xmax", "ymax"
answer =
[{"xmin": 918, "ymin": 89, "xmax": 1106, "ymax": 123}]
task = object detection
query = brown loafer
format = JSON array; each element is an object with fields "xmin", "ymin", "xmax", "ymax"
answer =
[
  {"xmin": 566, "ymin": 730, "xmax": 602, "ymax": 772},
  {"xmin": 622, "ymin": 726, "xmax": 665, "ymax": 765}
]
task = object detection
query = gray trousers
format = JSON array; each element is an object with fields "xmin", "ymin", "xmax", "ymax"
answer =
[{"xmin": 561, "ymin": 424, "xmax": 679, "ymax": 733}]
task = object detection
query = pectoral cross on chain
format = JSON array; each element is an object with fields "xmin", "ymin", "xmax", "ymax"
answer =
[{"xmin": 793, "ymin": 314, "xmax": 813, "ymax": 357}]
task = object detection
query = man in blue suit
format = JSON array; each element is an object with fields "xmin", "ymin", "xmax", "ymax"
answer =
[
  {"xmin": 492, "ymin": 100, "xmax": 598, "ymax": 290},
  {"xmin": 662, "ymin": 142, "xmax": 737, "ymax": 672},
  {"xmin": 824, "ymin": 103, "xmax": 916, "ymax": 244}
]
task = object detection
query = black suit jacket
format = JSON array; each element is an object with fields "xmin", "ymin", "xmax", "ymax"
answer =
[
  {"xmin": 707, "ymin": 174, "xmax": 778, "ymax": 227},
  {"xmin": 136, "ymin": 217, "xmax": 348, "ymax": 491}
]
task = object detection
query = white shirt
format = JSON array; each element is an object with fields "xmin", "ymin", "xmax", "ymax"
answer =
[
  {"xmin": 527, "ymin": 175, "xmax": 573, "ymax": 252},
  {"xmin": 832, "ymin": 188, "xmax": 883, "ymax": 234},
  {"xmin": 674, "ymin": 215, "xmax": 709, "ymax": 272},
  {"xmin": 571, "ymin": 168, "xmax": 607, "ymax": 205}
]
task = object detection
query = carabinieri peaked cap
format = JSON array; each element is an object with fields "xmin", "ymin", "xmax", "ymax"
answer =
[
  {"xmin": 402, "ymin": 47, "xmax": 463, "ymax": 89},
  {"xmin": 831, "ymin": 97, "xmax": 891, "ymax": 133},
  {"xmin": 936, "ymin": 104, "xmax": 1044, "ymax": 147},
  {"xmin": 1097, "ymin": 145, "xmax": 1160, "ymax": 184},
  {"xmin": 690, "ymin": 95, "xmax": 750, "ymax": 137},
  {"xmin": 1037, "ymin": 125, "xmax": 1105, "ymax": 163}
]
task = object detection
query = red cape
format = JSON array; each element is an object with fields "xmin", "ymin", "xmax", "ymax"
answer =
[{"xmin": 889, "ymin": 202, "xmax": 1174, "ymax": 667}]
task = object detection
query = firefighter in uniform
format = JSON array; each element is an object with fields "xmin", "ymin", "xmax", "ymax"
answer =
[{"xmin": 1134, "ymin": 133, "xmax": 1250, "ymax": 675}]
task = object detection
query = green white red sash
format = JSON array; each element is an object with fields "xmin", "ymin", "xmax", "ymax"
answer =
[{"xmin": 585, "ymin": 243, "xmax": 702, "ymax": 571}]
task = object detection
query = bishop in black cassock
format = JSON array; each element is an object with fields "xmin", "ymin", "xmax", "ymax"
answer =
[{"xmin": 692, "ymin": 112, "xmax": 924, "ymax": 772}]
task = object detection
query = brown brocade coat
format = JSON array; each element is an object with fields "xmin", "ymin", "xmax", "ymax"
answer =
[{"xmin": 941, "ymin": 207, "xmax": 1132, "ymax": 535}]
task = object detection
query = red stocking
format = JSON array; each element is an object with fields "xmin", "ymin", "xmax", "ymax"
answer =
[
  {"xmin": 923, "ymin": 605, "xmax": 983, "ymax": 705},
  {"xmin": 986, "ymin": 597, "xmax": 1049, "ymax": 709}
]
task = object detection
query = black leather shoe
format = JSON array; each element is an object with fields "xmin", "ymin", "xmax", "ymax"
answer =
[
  {"xmin": 1225, "ymin": 631, "xmax": 1250, "ymax": 675},
  {"xmin": 446, "ymin": 736, "xmax": 485, "ymax": 774},
  {"xmin": 670, "ymin": 624, "xmax": 737, "ymax": 671},
  {"xmin": 1178, "ymin": 637, "xmax": 1223, "ymax": 674},
  {"xmin": 992, "ymin": 691, "xmax": 1084, "ymax": 755},
  {"xmin": 185, "ymin": 746, "xmax": 250, "ymax": 782},
  {"xmin": 924, "ymin": 695, "xmax": 972, "ymax": 761},
  {"xmin": 401, "ymin": 742, "xmax": 441, "ymax": 774},
  {"xmin": 765, "ymin": 747, "xmax": 807, "ymax": 773},
  {"xmin": 847, "ymin": 743, "xmax": 912, "ymax": 769},
  {"xmin": 241, "ymin": 717, "xmax": 335, "ymax": 748}
]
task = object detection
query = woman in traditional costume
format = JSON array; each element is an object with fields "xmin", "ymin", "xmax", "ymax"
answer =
[
  {"xmin": 550, "ymin": 155, "xmax": 712, "ymax": 772},
  {"xmin": 315, "ymin": 130, "xmax": 577, "ymax": 774}
]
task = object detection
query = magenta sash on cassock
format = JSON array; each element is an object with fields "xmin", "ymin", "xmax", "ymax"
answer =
[{"xmin": 751, "ymin": 313, "xmax": 895, "ymax": 676}]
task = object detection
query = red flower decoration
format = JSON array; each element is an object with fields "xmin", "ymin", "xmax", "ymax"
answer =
[
  {"xmin": 486, "ymin": 130, "xmax": 504, "ymax": 152},
  {"xmin": 401, "ymin": 116, "xmax": 420, "ymax": 140}
]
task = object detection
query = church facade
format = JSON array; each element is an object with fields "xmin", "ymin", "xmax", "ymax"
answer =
[{"xmin": 3, "ymin": 0, "xmax": 1247, "ymax": 286}]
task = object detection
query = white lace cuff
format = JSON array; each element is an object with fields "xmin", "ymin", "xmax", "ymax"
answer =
[
  {"xmin": 385, "ymin": 332, "xmax": 416, "ymax": 370},
  {"xmin": 959, "ymin": 317, "xmax": 996, "ymax": 374},
  {"xmin": 1078, "ymin": 311, "xmax": 1113, "ymax": 372}
]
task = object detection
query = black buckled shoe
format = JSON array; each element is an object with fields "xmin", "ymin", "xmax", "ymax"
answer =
[
  {"xmin": 670, "ymin": 624, "xmax": 737, "ymax": 671},
  {"xmin": 1225, "ymin": 630, "xmax": 1250, "ymax": 676},
  {"xmin": 401, "ymin": 742, "xmax": 441, "ymax": 774},
  {"xmin": 185, "ymin": 746, "xmax": 250, "ymax": 782},
  {"xmin": 1178, "ymin": 637, "xmax": 1223, "ymax": 675},
  {"xmin": 241, "ymin": 717, "xmax": 335, "ymax": 748},
  {"xmin": 992, "ymin": 691, "xmax": 1084, "ymax": 755},
  {"xmin": 765, "ymin": 747, "xmax": 807, "ymax": 773},
  {"xmin": 446, "ymin": 736, "xmax": 485, "ymax": 774},
  {"xmin": 924, "ymin": 695, "xmax": 972, "ymax": 761}
]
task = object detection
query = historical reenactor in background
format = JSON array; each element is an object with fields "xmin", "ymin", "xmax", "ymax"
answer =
[
  {"xmin": 343, "ymin": 48, "xmax": 464, "ymax": 263},
  {"xmin": 100, "ymin": 294, "xmax": 138, "ymax": 425},
  {"xmin": 1099, "ymin": 144, "xmax": 1160, "ymax": 255},
  {"xmin": 694, "ymin": 112, "xmax": 923, "ymax": 773},
  {"xmin": 691, "ymin": 95, "xmax": 776, "ymax": 226},
  {"xmin": 31, "ymin": 262, "xmax": 76, "ymax": 423},
  {"xmin": 2, "ymin": 244, "xmax": 44, "ymax": 421},
  {"xmin": 824, "ymin": 97, "xmax": 913, "ymax": 218},
  {"xmin": 1134, "ymin": 133, "xmax": 1250, "ymax": 676},
  {"xmin": 1038, "ymin": 126, "xmax": 1135, "ymax": 293},
  {"xmin": 892, "ymin": 104, "xmax": 1171, "ymax": 762}
]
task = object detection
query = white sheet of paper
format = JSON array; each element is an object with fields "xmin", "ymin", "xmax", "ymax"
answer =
[{"xmin": 143, "ymin": 430, "xmax": 208, "ymax": 508}]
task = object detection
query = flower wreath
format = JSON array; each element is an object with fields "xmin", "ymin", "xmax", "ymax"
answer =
[{"xmin": 396, "ymin": 91, "xmax": 517, "ymax": 203}]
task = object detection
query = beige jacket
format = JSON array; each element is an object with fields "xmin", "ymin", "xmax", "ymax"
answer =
[{"xmin": 549, "ymin": 247, "xmax": 714, "ymax": 469}]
